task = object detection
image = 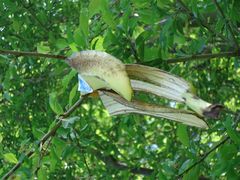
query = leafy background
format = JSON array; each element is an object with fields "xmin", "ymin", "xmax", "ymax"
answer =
[{"xmin": 0, "ymin": 0, "xmax": 240, "ymax": 179}]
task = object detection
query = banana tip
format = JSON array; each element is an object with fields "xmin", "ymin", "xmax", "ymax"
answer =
[{"xmin": 203, "ymin": 104, "xmax": 224, "ymax": 118}]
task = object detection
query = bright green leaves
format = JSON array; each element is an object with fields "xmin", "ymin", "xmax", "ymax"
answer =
[
  {"xmin": 3, "ymin": 153, "xmax": 18, "ymax": 164},
  {"xmin": 1, "ymin": 0, "xmax": 240, "ymax": 179},
  {"xmin": 79, "ymin": 8, "xmax": 89, "ymax": 37},
  {"xmin": 74, "ymin": 27, "xmax": 88, "ymax": 49},
  {"xmin": 89, "ymin": 0, "xmax": 102, "ymax": 17},
  {"xmin": 49, "ymin": 92, "xmax": 64, "ymax": 115},
  {"xmin": 62, "ymin": 69, "xmax": 77, "ymax": 91},
  {"xmin": 91, "ymin": 36, "xmax": 105, "ymax": 51},
  {"xmin": 74, "ymin": 4, "xmax": 90, "ymax": 49},
  {"xmin": 177, "ymin": 124, "xmax": 190, "ymax": 147},
  {"xmin": 223, "ymin": 117, "xmax": 240, "ymax": 145},
  {"xmin": 69, "ymin": 84, "xmax": 78, "ymax": 106},
  {"xmin": 37, "ymin": 43, "xmax": 50, "ymax": 53},
  {"xmin": 55, "ymin": 38, "xmax": 69, "ymax": 50},
  {"xmin": 99, "ymin": 0, "xmax": 116, "ymax": 28}
]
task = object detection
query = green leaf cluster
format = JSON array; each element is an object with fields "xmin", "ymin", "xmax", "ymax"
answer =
[{"xmin": 0, "ymin": 0, "xmax": 240, "ymax": 179}]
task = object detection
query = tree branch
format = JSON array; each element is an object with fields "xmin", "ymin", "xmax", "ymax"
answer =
[
  {"xmin": 144, "ymin": 50, "xmax": 240, "ymax": 65},
  {"xmin": 177, "ymin": 136, "xmax": 230, "ymax": 178},
  {"xmin": 94, "ymin": 151, "xmax": 154, "ymax": 176},
  {"xmin": 0, "ymin": 49, "xmax": 66, "ymax": 60},
  {"xmin": 1, "ymin": 49, "xmax": 240, "ymax": 66},
  {"xmin": 212, "ymin": 0, "xmax": 239, "ymax": 49},
  {"xmin": 1, "ymin": 97, "xmax": 87, "ymax": 180}
]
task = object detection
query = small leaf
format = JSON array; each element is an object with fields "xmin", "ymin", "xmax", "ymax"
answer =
[
  {"xmin": 223, "ymin": 117, "xmax": 240, "ymax": 145},
  {"xmin": 79, "ymin": 8, "xmax": 89, "ymax": 37},
  {"xmin": 89, "ymin": 0, "xmax": 102, "ymax": 17},
  {"xmin": 69, "ymin": 84, "xmax": 78, "ymax": 106},
  {"xmin": 62, "ymin": 116, "xmax": 80, "ymax": 129},
  {"xmin": 38, "ymin": 167, "xmax": 47, "ymax": 180},
  {"xmin": 100, "ymin": 0, "xmax": 116, "ymax": 28},
  {"xmin": 91, "ymin": 36, "xmax": 105, "ymax": 51},
  {"xmin": 179, "ymin": 159, "xmax": 192, "ymax": 174},
  {"xmin": 37, "ymin": 43, "xmax": 50, "ymax": 53},
  {"xmin": 62, "ymin": 70, "xmax": 77, "ymax": 90},
  {"xmin": 56, "ymin": 38, "xmax": 68, "ymax": 50},
  {"xmin": 183, "ymin": 165, "xmax": 200, "ymax": 180},
  {"xmin": 74, "ymin": 28, "xmax": 87, "ymax": 48},
  {"xmin": 177, "ymin": 124, "xmax": 190, "ymax": 147},
  {"xmin": 3, "ymin": 153, "xmax": 18, "ymax": 164},
  {"xmin": 49, "ymin": 92, "xmax": 64, "ymax": 115}
]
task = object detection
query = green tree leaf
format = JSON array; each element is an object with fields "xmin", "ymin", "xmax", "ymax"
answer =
[
  {"xmin": 177, "ymin": 124, "xmax": 190, "ymax": 147},
  {"xmin": 49, "ymin": 92, "xmax": 64, "ymax": 115},
  {"xmin": 3, "ymin": 153, "xmax": 18, "ymax": 164}
]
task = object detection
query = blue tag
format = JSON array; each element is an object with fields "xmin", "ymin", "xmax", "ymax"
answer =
[{"xmin": 78, "ymin": 74, "xmax": 93, "ymax": 94}]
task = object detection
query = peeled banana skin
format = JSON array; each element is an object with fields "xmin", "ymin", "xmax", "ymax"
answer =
[
  {"xmin": 66, "ymin": 50, "xmax": 223, "ymax": 128},
  {"xmin": 66, "ymin": 50, "xmax": 133, "ymax": 101},
  {"xmin": 125, "ymin": 64, "xmax": 223, "ymax": 119}
]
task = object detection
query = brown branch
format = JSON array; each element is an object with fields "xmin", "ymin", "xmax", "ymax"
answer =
[
  {"xmin": 144, "ymin": 50, "xmax": 240, "ymax": 65},
  {"xmin": 177, "ymin": 136, "xmax": 230, "ymax": 178},
  {"xmin": 2, "ymin": 49, "xmax": 239, "ymax": 66},
  {"xmin": 0, "ymin": 49, "xmax": 66, "ymax": 60},
  {"xmin": 94, "ymin": 151, "xmax": 154, "ymax": 176},
  {"xmin": 1, "ymin": 97, "xmax": 87, "ymax": 180},
  {"xmin": 72, "ymin": 138, "xmax": 154, "ymax": 176}
]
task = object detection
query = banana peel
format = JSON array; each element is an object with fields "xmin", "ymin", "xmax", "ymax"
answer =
[
  {"xmin": 66, "ymin": 51, "xmax": 223, "ymax": 128},
  {"xmin": 99, "ymin": 91, "xmax": 208, "ymax": 128},
  {"xmin": 125, "ymin": 64, "xmax": 223, "ymax": 118},
  {"xmin": 99, "ymin": 64, "xmax": 223, "ymax": 128}
]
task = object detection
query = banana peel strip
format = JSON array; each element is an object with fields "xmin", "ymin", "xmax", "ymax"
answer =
[
  {"xmin": 99, "ymin": 91, "xmax": 208, "ymax": 128},
  {"xmin": 126, "ymin": 64, "xmax": 222, "ymax": 118}
]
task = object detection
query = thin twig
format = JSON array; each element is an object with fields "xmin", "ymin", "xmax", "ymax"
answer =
[
  {"xmin": 212, "ymin": 0, "xmax": 239, "ymax": 49},
  {"xmin": 93, "ymin": 150, "xmax": 154, "ymax": 176},
  {"xmin": 177, "ymin": 136, "xmax": 230, "ymax": 178},
  {"xmin": 0, "ymin": 49, "xmax": 66, "ymax": 60},
  {"xmin": 144, "ymin": 50, "xmax": 240, "ymax": 65},
  {"xmin": 1, "ymin": 49, "xmax": 240, "ymax": 65},
  {"xmin": 1, "ymin": 97, "xmax": 87, "ymax": 180}
]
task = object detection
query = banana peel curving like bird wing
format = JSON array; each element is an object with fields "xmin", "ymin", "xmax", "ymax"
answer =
[
  {"xmin": 99, "ymin": 64, "xmax": 222, "ymax": 128},
  {"xmin": 99, "ymin": 91, "xmax": 208, "ymax": 128},
  {"xmin": 66, "ymin": 51, "xmax": 222, "ymax": 128},
  {"xmin": 126, "ymin": 64, "xmax": 223, "ymax": 118}
]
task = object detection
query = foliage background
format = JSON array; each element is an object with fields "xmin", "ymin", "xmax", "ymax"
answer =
[{"xmin": 0, "ymin": 0, "xmax": 240, "ymax": 179}]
